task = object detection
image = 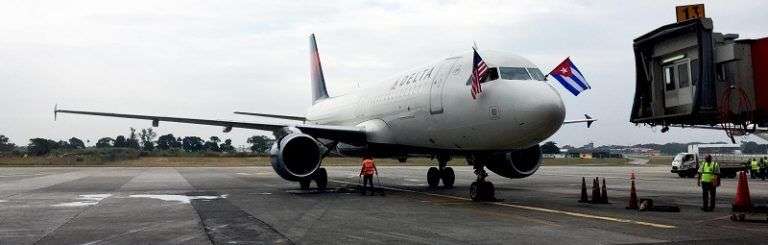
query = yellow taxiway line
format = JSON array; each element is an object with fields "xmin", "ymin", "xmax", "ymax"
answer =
[{"xmin": 331, "ymin": 180, "xmax": 676, "ymax": 229}]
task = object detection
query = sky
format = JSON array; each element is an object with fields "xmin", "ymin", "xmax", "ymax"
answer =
[{"xmin": 1, "ymin": 0, "xmax": 767, "ymax": 148}]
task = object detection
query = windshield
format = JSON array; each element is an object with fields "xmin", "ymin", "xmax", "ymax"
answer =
[
  {"xmin": 527, "ymin": 68, "xmax": 546, "ymax": 81},
  {"xmin": 673, "ymin": 154, "xmax": 688, "ymax": 161},
  {"xmin": 499, "ymin": 67, "xmax": 531, "ymax": 80}
]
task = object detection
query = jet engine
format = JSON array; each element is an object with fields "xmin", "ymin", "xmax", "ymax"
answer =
[
  {"xmin": 485, "ymin": 145, "xmax": 542, "ymax": 179},
  {"xmin": 270, "ymin": 129, "xmax": 322, "ymax": 181}
]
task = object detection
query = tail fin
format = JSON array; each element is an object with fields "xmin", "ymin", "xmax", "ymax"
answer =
[{"xmin": 310, "ymin": 34, "xmax": 329, "ymax": 104}]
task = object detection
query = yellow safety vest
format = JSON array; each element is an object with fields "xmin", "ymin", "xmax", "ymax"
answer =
[
  {"xmin": 700, "ymin": 161, "xmax": 718, "ymax": 183},
  {"xmin": 751, "ymin": 160, "xmax": 760, "ymax": 170}
]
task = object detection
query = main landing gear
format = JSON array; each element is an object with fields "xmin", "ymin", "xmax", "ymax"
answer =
[
  {"xmin": 469, "ymin": 159, "xmax": 495, "ymax": 201},
  {"xmin": 299, "ymin": 167, "xmax": 328, "ymax": 190},
  {"xmin": 427, "ymin": 154, "xmax": 455, "ymax": 189}
]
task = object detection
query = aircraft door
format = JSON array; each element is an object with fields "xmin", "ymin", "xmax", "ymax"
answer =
[
  {"xmin": 662, "ymin": 59, "xmax": 694, "ymax": 108},
  {"xmin": 430, "ymin": 59, "xmax": 459, "ymax": 114}
]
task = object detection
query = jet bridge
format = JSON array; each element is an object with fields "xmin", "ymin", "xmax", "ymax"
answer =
[{"xmin": 630, "ymin": 13, "xmax": 768, "ymax": 139}]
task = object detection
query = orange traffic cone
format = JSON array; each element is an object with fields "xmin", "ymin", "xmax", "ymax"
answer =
[
  {"xmin": 591, "ymin": 177, "xmax": 601, "ymax": 203},
  {"xmin": 579, "ymin": 177, "xmax": 589, "ymax": 203},
  {"xmin": 626, "ymin": 172, "xmax": 638, "ymax": 210},
  {"xmin": 601, "ymin": 178, "xmax": 609, "ymax": 204},
  {"xmin": 732, "ymin": 171, "xmax": 752, "ymax": 212}
]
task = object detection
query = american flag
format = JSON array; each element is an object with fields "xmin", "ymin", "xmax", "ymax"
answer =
[{"xmin": 471, "ymin": 48, "xmax": 487, "ymax": 99}]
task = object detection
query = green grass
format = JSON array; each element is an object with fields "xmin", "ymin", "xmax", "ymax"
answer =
[{"xmin": 542, "ymin": 158, "xmax": 631, "ymax": 166}]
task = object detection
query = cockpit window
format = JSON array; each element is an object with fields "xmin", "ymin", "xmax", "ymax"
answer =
[
  {"xmin": 466, "ymin": 67, "xmax": 499, "ymax": 85},
  {"xmin": 486, "ymin": 67, "xmax": 499, "ymax": 82},
  {"xmin": 499, "ymin": 67, "xmax": 532, "ymax": 80},
  {"xmin": 527, "ymin": 68, "xmax": 546, "ymax": 81}
]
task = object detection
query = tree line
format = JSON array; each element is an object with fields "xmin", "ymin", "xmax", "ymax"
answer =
[
  {"xmin": 540, "ymin": 141, "xmax": 768, "ymax": 155},
  {"xmin": 0, "ymin": 128, "xmax": 275, "ymax": 156}
]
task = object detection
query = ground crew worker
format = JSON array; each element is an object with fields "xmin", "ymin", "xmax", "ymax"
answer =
[
  {"xmin": 359, "ymin": 155, "xmax": 378, "ymax": 196},
  {"xmin": 697, "ymin": 155, "xmax": 720, "ymax": 212},
  {"xmin": 750, "ymin": 158, "xmax": 760, "ymax": 179},
  {"xmin": 761, "ymin": 157, "xmax": 767, "ymax": 181}
]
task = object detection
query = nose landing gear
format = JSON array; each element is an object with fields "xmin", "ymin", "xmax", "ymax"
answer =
[
  {"xmin": 469, "ymin": 160, "xmax": 495, "ymax": 201},
  {"xmin": 427, "ymin": 154, "xmax": 455, "ymax": 189}
]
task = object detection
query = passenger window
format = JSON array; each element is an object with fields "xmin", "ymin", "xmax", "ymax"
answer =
[
  {"xmin": 527, "ymin": 68, "xmax": 546, "ymax": 81},
  {"xmin": 664, "ymin": 66, "xmax": 676, "ymax": 91},
  {"xmin": 499, "ymin": 67, "xmax": 531, "ymax": 80}
]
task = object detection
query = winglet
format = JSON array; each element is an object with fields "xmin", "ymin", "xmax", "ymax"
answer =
[
  {"xmin": 585, "ymin": 114, "xmax": 594, "ymax": 128},
  {"xmin": 54, "ymin": 104, "xmax": 58, "ymax": 121}
]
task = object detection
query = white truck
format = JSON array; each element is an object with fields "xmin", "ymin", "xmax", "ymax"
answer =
[{"xmin": 671, "ymin": 144, "xmax": 752, "ymax": 178}]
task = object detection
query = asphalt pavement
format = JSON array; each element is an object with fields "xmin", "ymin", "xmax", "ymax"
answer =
[{"xmin": 1, "ymin": 165, "xmax": 767, "ymax": 244}]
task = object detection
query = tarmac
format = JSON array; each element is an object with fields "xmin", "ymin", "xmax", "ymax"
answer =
[{"xmin": 1, "ymin": 165, "xmax": 767, "ymax": 244}]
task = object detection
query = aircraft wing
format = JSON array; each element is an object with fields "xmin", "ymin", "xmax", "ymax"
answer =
[
  {"xmin": 54, "ymin": 108, "xmax": 366, "ymax": 143},
  {"xmin": 563, "ymin": 114, "xmax": 596, "ymax": 128},
  {"xmin": 234, "ymin": 111, "xmax": 306, "ymax": 121}
]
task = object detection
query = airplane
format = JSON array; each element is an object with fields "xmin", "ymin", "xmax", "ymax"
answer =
[{"xmin": 55, "ymin": 34, "xmax": 596, "ymax": 201}]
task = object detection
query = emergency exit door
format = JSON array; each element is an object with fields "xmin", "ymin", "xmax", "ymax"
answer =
[{"xmin": 430, "ymin": 59, "xmax": 459, "ymax": 114}]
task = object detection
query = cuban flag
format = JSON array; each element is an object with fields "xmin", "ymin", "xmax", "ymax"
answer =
[{"xmin": 548, "ymin": 57, "xmax": 591, "ymax": 96}]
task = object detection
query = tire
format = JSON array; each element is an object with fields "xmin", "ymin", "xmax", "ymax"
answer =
[
  {"xmin": 678, "ymin": 173, "xmax": 687, "ymax": 178},
  {"xmin": 441, "ymin": 167, "xmax": 455, "ymax": 188},
  {"xmin": 397, "ymin": 156, "xmax": 407, "ymax": 163},
  {"xmin": 470, "ymin": 181, "xmax": 495, "ymax": 201},
  {"xmin": 479, "ymin": 181, "xmax": 495, "ymax": 201},
  {"xmin": 427, "ymin": 167, "xmax": 440, "ymax": 188},
  {"xmin": 299, "ymin": 179, "xmax": 311, "ymax": 190},
  {"xmin": 314, "ymin": 168, "xmax": 328, "ymax": 190},
  {"xmin": 470, "ymin": 182, "xmax": 480, "ymax": 201}
]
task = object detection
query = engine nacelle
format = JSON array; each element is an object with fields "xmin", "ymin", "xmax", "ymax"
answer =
[
  {"xmin": 485, "ymin": 145, "xmax": 542, "ymax": 179},
  {"xmin": 270, "ymin": 131, "xmax": 322, "ymax": 181}
]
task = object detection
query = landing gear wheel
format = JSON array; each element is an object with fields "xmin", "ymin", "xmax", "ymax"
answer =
[
  {"xmin": 427, "ymin": 167, "xmax": 440, "ymax": 188},
  {"xmin": 470, "ymin": 181, "xmax": 496, "ymax": 201},
  {"xmin": 470, "ymin": 182, "xmax": 479, "ymax": 200},
  {"xmin": 441, "ymin": 167, "xmax": 455, "ymax": 188},
  {"xmin": 677, "ymin": 173, "xmax": 687, "ymax": 178},
  {"xmin": 314, "ymin": 168, "xmax": 328, "ymax": 190},
  {"xmin": 299, "ymin": 179, "xmax": 311, "ymax": 190},
  {"xmin": 479, "ymin": 181, "xmax": 495, "ymax": 200}
]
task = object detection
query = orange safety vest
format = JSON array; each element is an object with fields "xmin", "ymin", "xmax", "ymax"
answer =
[{"xmin": 361, "ymin": 159, "xmax": 376, "ymax": 175}]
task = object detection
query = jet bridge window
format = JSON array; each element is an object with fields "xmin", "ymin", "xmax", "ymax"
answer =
[
  {"xmin": 664, "ymin": 66, "xmax": 676, "ymax": 91},
  {"xmin": 678, "ymin": 63, "xmax": 690, "ymax": 88},
  {"xmin": 499, "ymin": 67, "xmax": 532, "ymax": 80}
]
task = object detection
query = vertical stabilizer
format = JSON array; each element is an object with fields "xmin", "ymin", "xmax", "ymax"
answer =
[{"xmin": 310, "ymin": 34, "xmax": 329, "ymax": 104}]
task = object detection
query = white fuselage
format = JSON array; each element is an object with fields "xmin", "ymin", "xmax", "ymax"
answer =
[{"xmin": 305, "ymin": 51, "xmax": 566, "ymax": 151}]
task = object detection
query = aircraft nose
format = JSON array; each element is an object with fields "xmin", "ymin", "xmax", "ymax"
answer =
[{"xmin": 512, "ymin": 83, "xmax": 565, "ymax": 142}]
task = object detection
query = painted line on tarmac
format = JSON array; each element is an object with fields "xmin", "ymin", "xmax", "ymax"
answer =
[{"xmin": 330, "ymin": 180, "xmax": 676, "ymax": 229}]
